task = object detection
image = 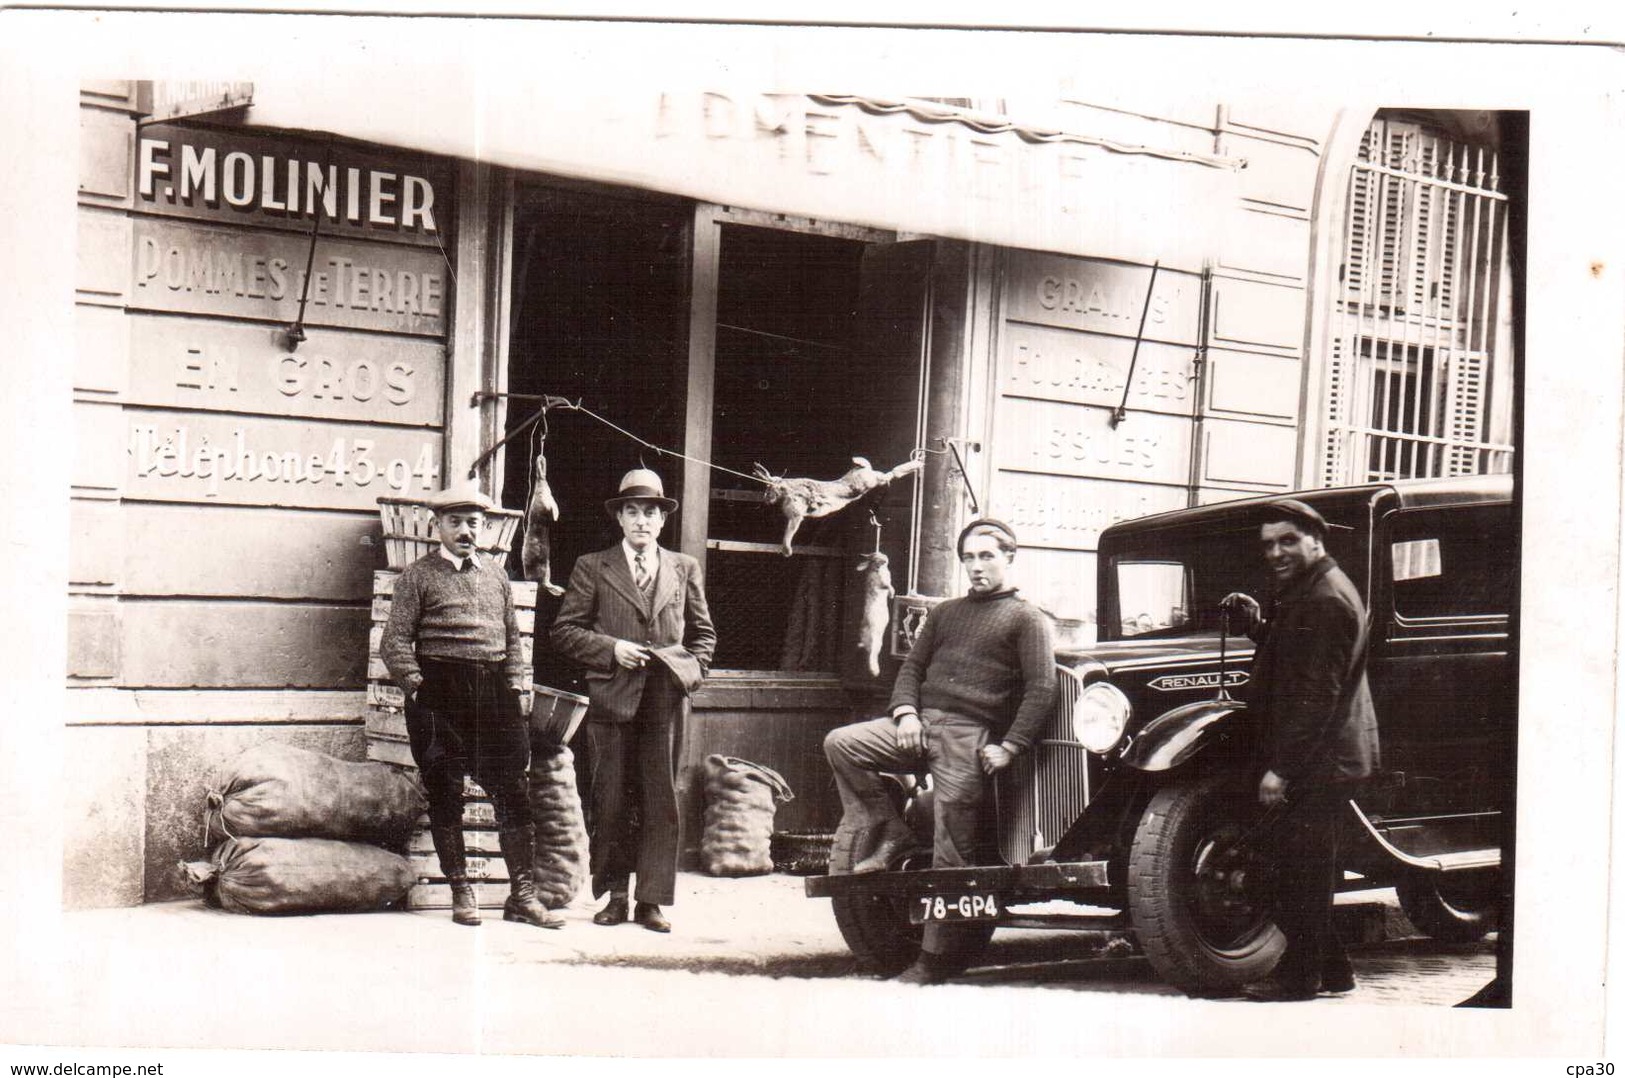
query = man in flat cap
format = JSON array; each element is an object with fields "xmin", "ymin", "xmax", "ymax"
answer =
[
  {"xmin": 823, "ymin": 518, "xmax": 1056, "ymax": 985},
  {"xmin": 550, "ymin": 468, "xmax": 716, "ymax": 933},
  {"xmin": 380, "ymin": 484, "xmax": 564, "ymax": 930},
  {"xmin": 1222, "ymin": 498, "xmax": 1380, "ymax": 1001}
]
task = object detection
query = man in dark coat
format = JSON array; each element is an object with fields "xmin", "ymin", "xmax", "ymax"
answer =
[
  {"xmin": 1224, "ymin": 498, "xmax": 1380, "ymax": 1001},
  {"xmin": 549, "ymin": 468, "xmax": 716, "ymax": 933}
]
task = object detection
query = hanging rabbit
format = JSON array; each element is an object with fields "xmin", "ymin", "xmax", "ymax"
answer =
[
  {"xmin": 753, "ymin": 455, "xmax": 924, "ymax": 557},
  {"xmin": 521, "ymin": 438, "xmax": 566, "ymax": 597}
]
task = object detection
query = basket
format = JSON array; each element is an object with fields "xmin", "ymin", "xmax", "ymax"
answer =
[
  {"xmin": 770, "ymin": 831, "xmax": 834, "ymax": 876},
  {"xmin": 377, "ymin": 497, "xmax": 523, "ymax": 570},
  {"xmin": 530, "ymin": 684, "xmax": 589, "ymax": 746}
]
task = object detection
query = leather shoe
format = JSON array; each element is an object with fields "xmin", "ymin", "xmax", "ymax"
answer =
[
  {"xmin": 893, "ymin": 954, "xmax": 951, "ymax": 986},
  {"xmin": 853, "ymin": 822, "xmax": 915, "ymax": 874},
  {"xmin": 634, "ymin": 902, "xmax": 671, "ymax": 933},
  {"xmin": 593, "ymin": 896, "xmax": 629, "ymax": 927},
  {"xmin": 1321, "ymin": 961, "xmax": 1356, "ymax": 994},
  {"xmin": 1242, "ymin": 978, "xmax": 1321, "ymax": 1002}
]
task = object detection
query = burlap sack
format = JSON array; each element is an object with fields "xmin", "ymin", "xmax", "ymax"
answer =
[
  {"xmin": 700, "ymin": 755, "xmax": 794, "ymax": 877},
  {"xmin": 182, "ymin": 837, "xmax": 415, "ymax": 915},
  {"xmin": 204, "ymin": 742, "xmax": 426, "ymax": 848},
  {"xmin": 527, "ymin": 745, "xmax": 589, "ymax": 908}
]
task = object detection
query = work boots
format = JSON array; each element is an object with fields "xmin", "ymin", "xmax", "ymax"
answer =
[
  {"xmin": 429, "ymin": 824, "xmax": 480, "ymax": 927},
  {"xmin": 498, "ymin": 824, "xmax": 565, "ymax": 929}
]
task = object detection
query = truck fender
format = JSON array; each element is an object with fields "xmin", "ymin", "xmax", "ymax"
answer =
[{"xmin": 1118, "ymin": 698, "xmax": 1249, "ymax": 772}]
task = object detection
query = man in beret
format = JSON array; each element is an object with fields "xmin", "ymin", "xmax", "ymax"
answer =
[
  {"xmin": 550, "ymin": 468, "xmax": 716, "ymax": 933},
  {"xmin": 380, "ymin": 484, "xmax": 564, "ymax": 930},
  {"xmin": 1222, "ymin": 498, "xmax": 1380, "ymax": 1001},
  {"xmin": 823, "ymin": 518, "xmax": 1056, "ymax": 985}
]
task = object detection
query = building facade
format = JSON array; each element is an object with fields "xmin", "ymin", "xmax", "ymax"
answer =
[{"xmin": 65, "ymin": 80, "xmax": 1518, "ymax": 908}]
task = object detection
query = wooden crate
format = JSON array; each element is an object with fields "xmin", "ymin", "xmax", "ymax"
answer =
[
  {"xmin": 410, "ymin": 827, "xmax": 501, "ymax": 855},
  {"xmin": 410, "ymin": 851, "xmax": 508, "ymax": 882},
  {"xmin": 407, "ymin": 881, "xmax": 514, "ymax": 911}
]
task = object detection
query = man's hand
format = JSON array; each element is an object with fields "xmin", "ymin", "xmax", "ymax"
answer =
[
  {"xmin": 613, "ymin": 640, "xmax": 652, "ymax": 669},
  {"xmin": 979, "ymin": 743, "xmax": 1015, "ymax": 775},
  {"xmin": 1220, "ymin": 592, "xmax": 1262, "ymax": 630},
  {"xmin": 1258, "ymin": 769, "xmax": 1287, "ymax": 806},
  {"xmin": 895, "ymin": 712, "xmax": 924, "ymax": 754},
  {"xmin": 517, "ymin": 689, "xmax": 533, "ymax": 717}
]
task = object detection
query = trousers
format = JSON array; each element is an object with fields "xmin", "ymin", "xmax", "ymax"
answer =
[
  {"xmin": 1269, "ymin": 781, "xmax": 1356, "ymax": 987},
  {"xmin": 582, "ymin": 672, "xmax": 683, "ymax": 905},
  {"xmin": 406, "ymin": 656, "xmax": 532, "ymax": 832},
  {"xmin": 824, "ymin": 709, "xmax": 992, "ymax": 956}
]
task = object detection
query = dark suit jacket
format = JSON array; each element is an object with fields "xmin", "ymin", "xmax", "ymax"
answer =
[
  {"xmin": 1246, "ymin": 555, "xmax": 1380, "ymax": 785},
  {"xmin": 549, "ymin": 545, "xmax": 717, "ymax": 724}
]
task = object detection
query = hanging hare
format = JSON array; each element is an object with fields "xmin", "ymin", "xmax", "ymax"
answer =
[
  {"xmin": 753, "ymin": 456, "xmax": 924, "ymax": 557},
  {"xmin": 521, "ymin": 448, "xmax": 566, "ymax": 597}
]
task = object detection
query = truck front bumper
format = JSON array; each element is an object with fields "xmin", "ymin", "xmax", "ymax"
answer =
[{"xmin": 804, "ymin": 859, "xmax": 1111, "ymax": 901}]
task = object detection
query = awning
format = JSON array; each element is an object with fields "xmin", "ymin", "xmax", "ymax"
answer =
[{"xmin": 241, "ymin": 75, "xmax": 1242, "ymax": 269}]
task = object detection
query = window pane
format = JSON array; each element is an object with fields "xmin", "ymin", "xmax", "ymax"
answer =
[{"xmin": 1389, "ymin": 505, "xmax": 1513, "ymax": 619}]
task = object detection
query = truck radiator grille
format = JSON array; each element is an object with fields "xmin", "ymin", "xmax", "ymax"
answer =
[{"xmin": 996, "ymin": 666, "xmax": 1091, "ymax": 865}]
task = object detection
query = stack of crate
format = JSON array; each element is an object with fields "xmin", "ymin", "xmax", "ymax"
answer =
[{"xmin": 364, "ymin": 567, "xmax": 539, "ymax": 911}]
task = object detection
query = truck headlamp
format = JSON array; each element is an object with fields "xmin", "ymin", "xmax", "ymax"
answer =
[{"xmin": 1072, "ymin": 682, "xmax": 1132, "ymax": 753}]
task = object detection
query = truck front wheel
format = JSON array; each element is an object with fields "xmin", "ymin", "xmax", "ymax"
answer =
[
  {"xmin": 826, "ymin": 827, "xmax": 995, "ymax": 977},
  {"xmin": 1127, "ymin": 773, "xmax": 1287, "ymax": 993}
]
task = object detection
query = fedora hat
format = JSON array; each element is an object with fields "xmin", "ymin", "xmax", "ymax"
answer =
[
  {"xmin": 604, "ymin": 468, "xmax": 678, "ymax": 515},
  {"xmin": 426, "ymin": 483, "xmax": 495, "ymax": 514}
]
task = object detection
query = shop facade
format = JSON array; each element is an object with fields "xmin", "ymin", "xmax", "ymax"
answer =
[{"xmin": 66, "ymin": 81, "xmax": 1517, "ymax": 908}]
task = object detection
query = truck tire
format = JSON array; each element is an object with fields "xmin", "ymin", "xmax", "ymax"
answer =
[
  {"xmin": 1126, "ymin": 773, "xmax": 1286, "ymax": 993},
  {"xmin": 826, "ymin": 827, "xmax": 995, "ymax": 976},
  {"xmin": 1395, "ymin": 876, "xmax": 1497, "ymax": 943},
  {"xmin": 828, "ymin": 826, "xmax": 924, "ymax": 975}
]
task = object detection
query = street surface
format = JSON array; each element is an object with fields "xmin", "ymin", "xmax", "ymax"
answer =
[{"xmin": 9, "ymin": 871, "xmax": 1500, "ymax": 1058}]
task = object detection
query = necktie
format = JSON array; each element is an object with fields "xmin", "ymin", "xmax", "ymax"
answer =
[{"xmin": 634, "ymin": 552, "xmax": 651, "ymax": 592}]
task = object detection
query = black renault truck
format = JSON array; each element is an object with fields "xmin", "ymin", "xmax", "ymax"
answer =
[{"xmin": 806, "ymin": 475, "xmax": 1514, "ymax": 994}]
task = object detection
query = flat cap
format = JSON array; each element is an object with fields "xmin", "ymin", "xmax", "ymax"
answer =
[
  {"xmin": 956, "ymin": 517, "xmax": 1020, "ymax": 556},
  {"xmin": 426, "ymin": 484, "xmax": 495, "ymax": 514},
  {"xmin": 1259, "ymin": 498, "xmax": 1329, "ymax": 538}
]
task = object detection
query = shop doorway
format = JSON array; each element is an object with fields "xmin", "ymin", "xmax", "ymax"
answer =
[
  {"xmin": 702, "ymin": 223, "xmax": 931, "ymax": 678},
  {"xmin": 500, "ymin": 183, "xmax": 690, "ymax": 689}
]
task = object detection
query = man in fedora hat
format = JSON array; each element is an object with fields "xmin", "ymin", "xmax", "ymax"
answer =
[
  {"xmin": 380, "ymin": 483, "xmax": 564, "ymax": 930},
  {"xmin": 550, "ymin": 468, "xmax": 716, "ymax": 932},
  {"xmin": 1221, "ymin": 498, "xmax": 1379, "ymax": 1001}
]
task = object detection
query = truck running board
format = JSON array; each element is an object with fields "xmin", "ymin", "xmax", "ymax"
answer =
[
  {"xmin": 804, "ymin": 860, "xmax": 1111, "ymax": 900},
  {"xmin": 1350, "ymin": 803, "xmax": 1501, "ymax": 874}
]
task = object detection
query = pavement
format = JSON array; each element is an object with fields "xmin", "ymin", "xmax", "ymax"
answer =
[{"xmin": 4, "ymin": 871, "xmax": 1501, "ymax": 1059}]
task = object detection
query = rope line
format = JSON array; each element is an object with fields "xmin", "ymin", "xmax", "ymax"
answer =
[
  {"xmin": 513, "ymin": 397, "xmax": 938, "ymax": 492},
  {"xmin": 551, "ymin": 399, "xmax": 773, "ymax": 486}
]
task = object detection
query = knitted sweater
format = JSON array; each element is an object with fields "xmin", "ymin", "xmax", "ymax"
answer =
[
  {"xmin": 380, "ymin": 552, "xmax": 528, "ymax": 694},
  {"xmin": 888, "ymin": 588, "xmax": 1057, "ymax": 752}
]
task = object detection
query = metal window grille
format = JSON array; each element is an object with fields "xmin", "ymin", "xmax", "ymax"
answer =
[{"xmin": 1322, "ymin": 119, "xmax": 1515, "ymax": 484}]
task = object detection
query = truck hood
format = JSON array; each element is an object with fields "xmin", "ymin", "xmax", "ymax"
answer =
[{"xmin": 1058, "ymin": 633, "xmax": 1254, "ymax": 673}]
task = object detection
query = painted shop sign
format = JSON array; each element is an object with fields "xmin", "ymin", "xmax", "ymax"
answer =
[
  {"xmin": 992, "ymin": 472, "xmax": 1187, "ymax": 552},
  {"xmin": 126, "ymin": 314, "xmax": 445, "ymax": 427},
  {"xmin": 1003, "ymin": 252, "xmax": 1201, "ymax": 346},
  {"xmin": 1002, "ymin": 322, "xmax": 1195, "ymax": 414},
  {"xmin": 994, "ymin": 398, "xmax": 1194, "ymax": 486},
  {"xmin": 131, "ymin": 217, "xmax": 448, "ymax": 336},
  {"xmin": 126, "ymin": 411, "xmax": 442, "ymax": 510},
  {"xmin": 136, "ymin": 123, "xmax": 450, "ymax": 247}
]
